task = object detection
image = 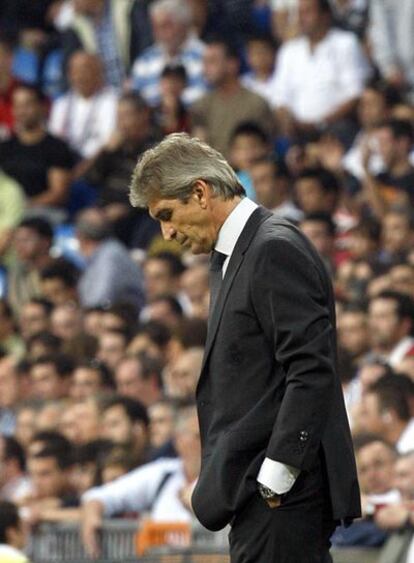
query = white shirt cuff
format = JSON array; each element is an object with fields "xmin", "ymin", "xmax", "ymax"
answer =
[{"xmin": 257, "ymin": 457, "xmax": 300, "ymax": 494}]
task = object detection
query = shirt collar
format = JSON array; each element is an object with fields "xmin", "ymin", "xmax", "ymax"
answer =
[{"xmin": 214, "ymin": 197, "xmax": 258, "ymax": 258}]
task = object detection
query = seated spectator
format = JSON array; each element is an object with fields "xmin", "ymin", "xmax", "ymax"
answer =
[
  {"xmin": 191, "ymin": 36, "xmax": 274, "ymax": 158},
  {"xmin": 71, "ymin": 439, "xmax": 114, "ymax": 496},
  {"xmin": 0, "ymin": 501, "xmax": 29, "ymax": 563},
  {"xmin": 359, "ymin": 374, "xmax": 414, "ymax": 453},
  {"xmin": 49, "ymin": 51, "xmax": 117, "ymax": 161},
  {"xmin": 361, "ymin": 120, "xmax": 414, "ymax": 217},
  {"xmin": 143, "ymin": 252, "xmax": 185, "ymax": 303},
  {"xmin": 299, "ymin": 212, "xmax": 336, "ymax": 275},
  {"xmin": 140, "ymin": 295, "xmax": 184, "ymax": 331},
  {"xmin": 70, "ymin": 362, "xmax": 113, "ymax": 401},
  {"xmin": 14, "ymin": 402, "xmax": 41, "ymax": 450},
  {"xmin": 376, "ymin": 452, "xmax": 414, "ymax": 563},
  {"xmin": 294, "ymin": 167, "xmax": 341, "ymax": 217},
  {"xmin": 100, "ymin": 303, "xmax": 138, "ymax": 334},
  {"xmin": 131, "ymin": 0, "xmax": 206, "ymax": 107},
  {"xmin": 100, "ymin": 447, "xmax": 136, "ymax": 484},
  {"xmin": 26, "ymin": 332, "xmax": 62, "ymax": 361},
  {"xmin": 83, "ymin": 92, "xmax": 156, "ymax": 208},
  {"xmin": 379, "ymin": 208, "xmax": 414, "ymax": 269},
  {"xmin": 8, "ymin": 219, "xmax": 54, "ymax": 316},
  {"xmin": 0, "ymin": 170, "xmax": 25, "ymax": 258},
  {"xmin": 272, "ymin": 0, "xmax": 369, "ymax": 138},
  {"xmin": 148, "ymin": 399, "xmax": 177, "ymax": 458},
  {"xmin": 163, "ymin": 347, "xmax": 204, "ymax": 400},
  {"xmin": 114, "ymin": 354, "xmax": 163, "ymax": 407},
  {"xmin": 59, "ymin": 397, "xmax": 102, "ymax": 446},
  {"xmin": 81, "ymin": 404, "xmax": 200, "ymax": 558},
  {"xmin": 76, "ymin": 207, "xmax": 145, "ymax": 312},
  {"xmin": 0, "ymin": 34, "xmax": 21, "ymax": 140},
  {"xmin": 0, "ymin": 436, "xmax": 31, "ymax": 503},
  {"xmin": 18, "ymin": 298, "xmax": 53, "ymax": 342},
  {"xmin": 100, "ymin": 395, "xmax": 149, "ymax": 465},
  {"xmin": 337, "ymin": 305, "xmax": 371, "ymax": 368},
  {"xmin": 167, "ymin": 318, "xmax": 208, "ymax": 364},
  {"xmin": 241, "ymin": 33, "xmax": 277, "ymax": 105},
  {"xmin": 368, "ymin": 291, "xmax": 414, "ymax": 368},
  {"xmin": 29, "ymin": 354, "xmax": 74, "ymax": 401},
  {"xmin": 50, "ymin": 302, "xmax": 83, "ymax": 342},
  {"xmin": 0, "ymin": 357, "xmax": 22, "ymax": 436},
  {"xmin": 127, "ymin": 321, "xmax": 172, "ymax": 365},
  {"xmin": 180, "ymin": 265, "xmax": 210, "ymax": 320},
  {"xmin": 250, "ymin": 156, "xmax": 302, "ymax": 223},
  {"xmin": 0, "ymin": 84, "xmax": 76, "ymax": 210},
  {"xmin": 39, "ymin": 259, "xmax": 80, "ymax": 307},
  {"xmin": 96, "ymin": 329, "xmax": 130, "ymax": 373},
  {"xmin": 155, "ymin": 64, "xmax": 190, "ymax": 135},
  {"xmin": 0, "ymin": 300, "xmax": 25, "ymax": 359},
  {"xmin": 332, "ymin": 433, "xmax": 397, "ymax": 548},
  {"xmin": 228, "ymin": 122, "xmax": 271, "ymax": 200},
  {"xmin": 63, "ymin": 0, "xmax": 152, "ymax": 88}
]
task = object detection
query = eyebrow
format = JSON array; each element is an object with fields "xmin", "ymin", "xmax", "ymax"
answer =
[{"xmin": 153, "ymin": 208, "xmax": 172, "ymax": 222}]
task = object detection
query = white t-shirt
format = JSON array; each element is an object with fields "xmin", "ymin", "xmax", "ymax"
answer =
[
  {"xmin": 272, "ymin": 28, "xmax": 369, "ymax": 122},
  {"xmin": 0, "ymin": 545, "xmax": 28, "ymax": 563},
  {"xmin": 49, "ymin": 87, "xmax": 118, "ymax": 158}
]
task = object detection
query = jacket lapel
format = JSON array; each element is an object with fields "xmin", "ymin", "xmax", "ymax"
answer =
[{"xmin": 200, "ymin": 206, "xmax": 272, "ymax": 376}]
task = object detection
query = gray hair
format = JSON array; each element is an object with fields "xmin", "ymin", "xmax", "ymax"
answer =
[
  {"xmin": 149, "ymin": 0, "xmax": 192, "ymax": 25},
  {"xmin": 129, "ymin": 133, "xmax": 245, "ymax": 208}
]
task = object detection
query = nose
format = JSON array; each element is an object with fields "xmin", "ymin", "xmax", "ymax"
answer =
[{"xmin": 161, "ymin": 222, "xmax": 176, "ymax": 241}]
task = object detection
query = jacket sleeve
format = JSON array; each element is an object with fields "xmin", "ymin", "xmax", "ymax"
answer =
[{"xmin": 251, "ymin": 234, "xmax": 336, "ymax": 470}]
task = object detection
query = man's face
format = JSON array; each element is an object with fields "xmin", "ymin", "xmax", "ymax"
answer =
[
  {"xmin": 202, "ymin": 44, "xmax": 229, "ymax": 87},
  {"xmin": 148, "ymin": 191, "xmax": 218, "ymax": 255},
  {"xmin": 117, "ymin": 101, "xmax": 150, "ymax": 142},
  {"xmin": 295, "ymin": 178, "xmax": 326, "ymax": 213},
  {"xmin": 68, "ymin": 52, "xmax": 102, "ymax": 97},
  {"xmin": 298, "ymin": 0, "xmax": 326, "ymax": 36},
  {"xmin": 382, "ymin": 213, "xmax": 411, "ymax": 254},
  {"xmin": 375, "ymin": 127, "xmax": 397, "ymax": 169},
  {"xmin": 229, "ymin": 135, "xmax": 268, "ymax": 172},
  {"xmin": 250, "ymin": 162, "xmax": 279, "ymax": 209},
  {"xmin": 12, "ymin": 88, "xmax": 43, "ymax": 130},
  {"xmin": 64, "ymin": 401, "xmax": 100, "ymax": 444},
  {"xmin": 338, "ymin": 312, "xmax": 369, "ymax": 358},
  {"xmin": 165, "ymin": 350, "xmax": 202, "ymax": 400},
  {"xmin": 30, "ymin": 363, "xmax": 62, "ymax": 401},
  {"xmin": 356, "ymin": 442, "xmax": 396, "ymax": 495},
  {"xmin": 359, "ymin": 393, "xmax": 386, "ymax": 435},
  {"xmin": 102, "ymin": 405, "xmax": 133, "ymax": 444},
  {"xmin": 41, "ymin": 278, "xmax": 73, "ymax": 307},
  {"xmin": 143, "ymin": 258, "xmax": 175, "ymax": 302},
  {"xmin": 13, "ymin": 227, "xmax": 47, "ymax": 263},
  {"xmin": 368, "ymin": 298, "xmax": 401, "ymax": 349},
  {"xmin": 151, "ymin": 11, "xmax": 187, "ymax": 53},
  {"xmin": 51, "ymin": 306, "xmax": 82, "ymax": 341},
  {"xmin": 148, "ymin": 403, "xmax": 175, "ymax": 449},
  {"xmin": 71, "ymin": 367, "xmax": 101, "ymax": 400},
  {"xmin": 28, "ymin": 456, "xmax": 67, "ymax": 499},
  {"xmin": 300, "ymin": 220, "xmax": 333, "ymax": 258},
  {"xmin": 358, "ymin": 89, "xmax": 387, "ymax": 129},
  {"xmin": 15, "ymin": 408, "xmax": 37, "ymax": 449},
  {"xmin": 389, "ymin": 265, "xmax": 414, "ymax": 298},
  {"xmin": 393, "ymin": 455, "xmax": 414, "ymax": 500},
  {"xmin": 115, "ymin": 358, "xmax": 145, "ymax": 401},
  {"xmin": 19, "ymin": 303, "xmax": 49, "ymax": 340},
  {"xmin": 0, "ymin": 359, "xmax": 19, "ymax": 408},
  {"xmin": 97, "ymin": 333, "xmax": 127, "ymax": 370}
]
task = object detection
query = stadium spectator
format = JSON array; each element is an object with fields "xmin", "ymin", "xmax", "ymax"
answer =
[
  {"xmin": 379, "ymin": 208, "xmax": 414, "ymax": 269},
  {"xmin": 50, "ymin": 302, "xmax": 83, "ymax": 342},
  {"xmin": 8, "ymin": 219, "xmax": 54, "ymax": 315},
  {"xmin": 131, "ymin": 0, "xmax": 206, "ymax": 107},
  {"xmin": 0, "ymin": 34, "xmax": 21, "ymax": 140},
  {"xmin": 299, "ymin": 212, "xmax": 336, "ymax": 275},
  {"xmin": 143, "ymin": 252, "xmax": 185, "ymax": 303},
  {"xmin": 359, "ymin": 375, "xmax": 414, "ymax": 453},
  {"xmin": 337, "ymin": 305, "xmax": 371, "ymax": 367},
  {"xmin": 163, "ymin": 346, "xmax": 204, "ymax": 400},
  {"xmin": 49, "ymin": 51, "xmax": 117, "ymax": 161},
  {"xmin": 272, "ymin": 0, "xmax": 369, "ymax": 138},
  {"xmin": 114, "ymin": 354, "xmax": 162, "ymax": 407},
  {"xmin": 71, "ymin": 362, "xmax": 114, "ymax": 400},
  {"xmin": 294, "ymin": 166, "xmax": 341, "ymax": 216},
  {"xmin": 367, "ymin": 291, "xmax": 414, "ymax": 368},
  {"xmin": 155, "ymin": 64, "xmax": 190, "ymax": 135},
  {"xmin": 127, "ymin": 321, "xmax": 172, "ymax": 365},
  {"xmin": 140, "ymin": 294, "xmax": 184, "ymax": 331},
  {"xmin": 18, "ymin": 298, "xmax": 53, "ymax": 342},
  {"xmin": 0, "ymin": 171, "xmax": 25, "ymax": 258},
  {"xmin": 96, "ymin": 329, "xmax": 129, "ymax": 372},
  {"xmin": 0, "ymin": 436, "xmax": 31, "ymax": 503},
  {"xmin": 241, "ymin": 33, "xmax": 277, "ymax": 105},
  {"xmin": 100, "ymin": 396, "xmax": 149, "ymax": 464},
  {"xmin": 39, "ymin": 259, "xmax": 79, "ymax": 306},
  {"xmin": 29, "ymin": 354, "xmax": 74, "ymax": 401},
  {"xmin": 0, "ymin": 84, "xmax": 76, "ymax": 210},
  {"xmin": 376, "ymin": 452, "xmax": 414, "ymax": 563},
  {"xmin": 361, "ymin": 119, "xmax": 414, "ymax": 217},
  {"xmin": 0, "ymin": 357, "xmax": 22, "ymax": 436},
  {"xmin": 59, "ymin": 397, "xmax": 101, "ymax": 445},
  {"xmin": 81, "ymin": 405, "xmax": 200, "ymax": 557},
  {"xmin": 0, "ymin": 501, "xmax": 29, "ymax": 563},
  {"xmin": 180, "ymin": 264, "xmax": 210, "ymax": 320},
  {"xmin": 26, "ymin": 332, "xmax": 62, "ymax": 362},
  {"xmin": 190, "ymin": 36, "xmax": 274, "ymax": 157},
  {"xmin": 76, "ymin": 207, "xmax": 145, "ymax": 311},
  {"xmin": 63, "ymin": 0, "xmax": 152, "ymax": 88},
  {"xmin": 0, "ymin": 300, "xmax": 24, "ymax": 359},
  {"xmin": 148, "ymin": 399, "xmax": 176, "ymax": 452},
  {"xmin": 14, "ymin": 402, "xmax": 41, "ymax": 451},
  {"xmin": 250, "ymin": 156, "xmax": 302, "ymax": 222}
]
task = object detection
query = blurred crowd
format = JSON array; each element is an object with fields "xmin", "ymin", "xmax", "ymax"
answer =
[{"xmin": 0, "ymin": 0, "xmax": 414, "ymax": 561}]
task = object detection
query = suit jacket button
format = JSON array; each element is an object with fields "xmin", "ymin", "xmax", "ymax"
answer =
[{"xmin": 299, "ymin": 431, "xmax": 309, "ymax": 441}]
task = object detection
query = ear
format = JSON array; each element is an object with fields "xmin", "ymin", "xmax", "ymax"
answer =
[{"xmin": 191, "ymin": 180, "xmax": 210, "ymax": 209}]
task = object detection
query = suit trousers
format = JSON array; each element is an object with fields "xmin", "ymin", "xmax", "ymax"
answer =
[{"xmin": 228, "ymin": 453, "xmax": 336, "ymax": 563}]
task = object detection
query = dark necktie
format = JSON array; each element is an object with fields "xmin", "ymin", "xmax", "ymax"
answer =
[{"xmin": 209, "ymin": 249, "xmax": 227, "ymax": 315}]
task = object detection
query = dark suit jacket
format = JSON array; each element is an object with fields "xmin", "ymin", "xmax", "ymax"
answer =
[{"xmin": 191, "ymin": 206, "xmax": 361, "ymax": 531}]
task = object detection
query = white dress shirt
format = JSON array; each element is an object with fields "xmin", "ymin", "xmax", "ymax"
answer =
[
  {"xmin": 214, "ymin": 197, "xmax": 300, "ymax": 495},
  {"xmin": 272, "ymin": 28, "xmax": 369, "ymax": 123},
  {"xmin": 82, "ymin": 458, "xmax": 193, "ymax": 522},
  {"xmin": 396, "ymin": 418, "xmax": 414, "ymax": 455}
]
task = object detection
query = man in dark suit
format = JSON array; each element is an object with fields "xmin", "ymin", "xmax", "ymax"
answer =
[{"xmin": 129, "ymin": 133, "xmax": 361, "ymax": 562}]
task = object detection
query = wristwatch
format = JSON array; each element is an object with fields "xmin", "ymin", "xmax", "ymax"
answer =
[{"xmin": 258, "ymin": 483, "xmax": 280, "ymax": 501}]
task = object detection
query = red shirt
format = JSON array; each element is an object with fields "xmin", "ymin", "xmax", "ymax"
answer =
[{"xmin": 0, "ymin": 78, "xmax": 21, "ymax": 139}]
